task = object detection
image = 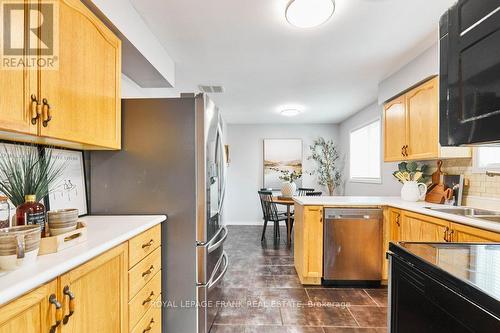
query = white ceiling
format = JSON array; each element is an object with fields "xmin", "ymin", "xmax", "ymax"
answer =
[{"xmin": 129, "ymin": 0, "xmax": 456, "ymax": 124}]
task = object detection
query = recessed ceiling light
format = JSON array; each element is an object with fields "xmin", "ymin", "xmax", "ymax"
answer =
[
  {"xmin": 280, "ymin": 109, "xmax": 302, "ymax": 117},
  {"xmin": 285, "ymin": 0, "xmax": 335, "ymax": 28}
]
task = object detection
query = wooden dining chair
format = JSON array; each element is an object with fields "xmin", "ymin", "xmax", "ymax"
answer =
[
  {"xmin": 297, "ymin": 188, "xmax": 315, "ymax": 196},
  {"xmin": 306, "ymin": 191, "xmax": 322, "ymax": 196},
  {"xmin": 258, "ymin": 190, "xmax": 292, "ymax": 242}
]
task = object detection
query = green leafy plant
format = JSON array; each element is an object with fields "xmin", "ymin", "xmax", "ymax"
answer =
[
  {"xmin": 0, "ymin": 145, "xmax": 66, "ymax": 207},
  {"xmin": 392, "ymin": 161, "xmax": 430, "ymax": 184},
  {"xmin": 308, "ymin": 137, "xmax": 342, "ymax": 196},
  {"xmin": 270, "ymin": 168, "xmax": 302, "ymax": 183}
]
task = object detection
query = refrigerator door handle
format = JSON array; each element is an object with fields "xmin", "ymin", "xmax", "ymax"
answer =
[
  {"xmin": 207, "ymin": 251, "xmax": 229, "ymax": 290},
  {"xmin": 208, "ymin": 226, "xmax": 228, "ymax": 254}
]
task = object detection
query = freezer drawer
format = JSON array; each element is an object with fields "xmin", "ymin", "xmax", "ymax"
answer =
[
  {"xmin": 323, "ymin": 208, "xmax": 382, "ymax": 283},
  {"xmin": 196, "ymin": 251, "xmax": 229, "ymax": 333}
]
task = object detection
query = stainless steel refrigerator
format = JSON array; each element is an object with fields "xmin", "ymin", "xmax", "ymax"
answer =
[{"xmin": 90, "ymin": 94, "xmax": 228, "ymax": 333}]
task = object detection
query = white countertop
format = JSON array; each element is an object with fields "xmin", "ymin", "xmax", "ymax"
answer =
[
  {"xmin": 293, "ymin": 196, "xmax": 500, "ymax": 233},
  {"xmin": 0, "ymin": 215, "xmax": 166, "ymax": 306}
]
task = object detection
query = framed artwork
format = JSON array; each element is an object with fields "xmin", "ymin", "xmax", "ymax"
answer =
[
  {"xmin": 46, "ymin": 148, "xmax": 88, "ymax": 216},
  {"xmin": 263, "ymin": 139, "xmax": 303, "ymax": 189}
]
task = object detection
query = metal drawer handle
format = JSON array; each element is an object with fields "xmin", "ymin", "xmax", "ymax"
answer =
[
  {"xmin": 30, "ymin": 94, "xmax": 41, "ymax": 125},
  {"xmin": 42, "ymin": 98, "xmax": 52, "ymax": 127},
  {"xmin": 142, "ymin": 291, "xmax": 155, "ymax": 305},
  {"xmin": 143, "ymin": 318, "xmax": 155, "ymax": 333},
  {"xmin": 142, "ymin": 239, "xmax": 154, "ymax": 249},
  {"xmin": 63, "ymin": 285, "xmax": 76, "ymax": 324},
  {"xmin": 142, "ymin": 265, "xmax": 154, "ymax": 277},
  {"xmin": 49, "ymin": 294, "xmax": 62, "ymax": 333}
]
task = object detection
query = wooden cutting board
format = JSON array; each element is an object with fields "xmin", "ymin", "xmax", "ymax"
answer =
[{"xmin": 425, "ymin": 160, "xmax": 453, "ymax": 204}]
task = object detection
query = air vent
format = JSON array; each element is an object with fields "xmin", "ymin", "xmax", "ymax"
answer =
[{"xmin": 198, "ymin": 85, "xmax": 224, "ymax": 93}]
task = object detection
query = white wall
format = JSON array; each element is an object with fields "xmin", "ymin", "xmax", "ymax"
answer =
[
  {"xmin": 378, "ymin": 42, "xmax": 438, "ymax": 104},
  {"xmin": 339, "ymin": 41, "xmax": 440, "ymax": 196},
  {"xmin": 339, "ymin": 103, "xmax": 401, "ymax": 196},
  {"xmin": 224, "ymin": 124, "xmax": 339, "ymax": 225}
]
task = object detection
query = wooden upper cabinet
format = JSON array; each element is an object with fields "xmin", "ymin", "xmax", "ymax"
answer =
[
  {"xmin": 58, "ymin": 244, "xmax": 128, "ymax": 333},
  {"xmin": 384, "ymin": 96, "xmax": 407, "ymax": 162},
  {"xmin": 0, "ymin": 4, "xmax": 37, "ymax": 137},
  {"xmin": 405, "ymin": 77, "xmax": 439, "ymax": 160},
  {"xmin": 383, "ymin": 76, "xmax": 470, "ymax": 162},
  {"xmin": 38, "ymin": 0, "xmax": 121, "ymax": 149},
  {"xmin": 0, "ymin": 280, "xmax": 58, "ymax": 333}
]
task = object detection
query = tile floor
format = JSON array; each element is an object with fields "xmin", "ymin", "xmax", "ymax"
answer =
[{"xmin": 211, "ymin": 226, "xmax": 388, "ymax": 332}]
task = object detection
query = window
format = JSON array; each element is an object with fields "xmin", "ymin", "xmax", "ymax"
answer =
[
  {"xmin": 349, "ymin": 119, "xmax": 381, "ymax": 183},
  {"xmin": 474, "ymin": 147, "xmax": 500, "ymax": 171}
]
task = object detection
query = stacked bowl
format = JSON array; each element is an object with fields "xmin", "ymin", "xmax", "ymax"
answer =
[
  {"xmin": 0, "ymin": 225, "xmax": 41, "ymax": 270},
  {"xmin": 48, "ymin": 209, "xmax": 79, "ymax": 236}
]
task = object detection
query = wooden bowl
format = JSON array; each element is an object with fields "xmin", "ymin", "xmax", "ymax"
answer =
[
  {"xmin": 48, "ymin": 209, "xmax": 79, "ymax": 223},
  {"xmin": 0, "ymin": 225, "xmax": 41, "ymax": 256}
]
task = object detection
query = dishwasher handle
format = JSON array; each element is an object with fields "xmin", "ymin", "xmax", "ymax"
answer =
[
  {"xmin": 324, "ymin": 208, "xmax": 383, "ymax": 220},
  {"xmin": 327, "ymin": 214, "xmax": 378, "ymax": 220}
]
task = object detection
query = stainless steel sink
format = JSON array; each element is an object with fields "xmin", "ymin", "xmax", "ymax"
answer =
[{"xmin": 425, "ymin": 207, "xmax": 500, "ymax": 222}]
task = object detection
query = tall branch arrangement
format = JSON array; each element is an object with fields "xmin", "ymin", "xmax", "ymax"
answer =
[
  {"xmin": 308, "ymin": 137, "xmax": 342, "ymax": 196},
  {"xmin": 0, "ymin": 145, "xmax": 65, "ymax": 207}
]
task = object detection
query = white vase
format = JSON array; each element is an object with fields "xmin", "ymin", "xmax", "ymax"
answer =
[
  {"xmin": 281, "ymin": 182, "xmax": 296, "ymax": 197},
  {"xmin": 401, "ymin": 181, "xmax": 428, "ymax": 202}
]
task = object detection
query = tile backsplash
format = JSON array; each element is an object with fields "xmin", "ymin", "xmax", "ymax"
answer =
[{"xmin": 439, "ymin": 159, "xmax": 500, "ymax": 209}]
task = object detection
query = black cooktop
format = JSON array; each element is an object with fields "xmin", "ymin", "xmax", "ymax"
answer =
[{"xmin": 390, "ymin": 242, "xmax": 500, "ymax": 317}]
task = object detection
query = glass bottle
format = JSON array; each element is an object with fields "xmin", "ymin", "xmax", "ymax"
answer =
[{"xmin": 16, "ymin": 195, "xmax": 47, "ymax": 237}]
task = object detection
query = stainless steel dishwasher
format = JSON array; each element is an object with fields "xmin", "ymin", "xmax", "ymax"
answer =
[{"xmin": 323, "ymin": 208, "xmax": 383, "ymax": 287}]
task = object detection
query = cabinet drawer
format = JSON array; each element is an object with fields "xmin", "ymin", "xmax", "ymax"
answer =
[
  {"xmin": 129, "ymin": 246, "xmax": 162, "ymax": 299},
  {"xmin": 129, "ymin": 270, "xmax": 162, "ymax": 329},
  {"xmin": 129, "ymin": 225, "xmax": 161, "ymax": 269},
  {"xmin": 131, "ymin": 296, "xmax": 162, "ymax": 333}
]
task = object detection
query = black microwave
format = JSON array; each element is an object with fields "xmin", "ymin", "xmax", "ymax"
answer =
[{"xmin": 440, "ymin": 0, "xmax": 500, "ymax": 146}]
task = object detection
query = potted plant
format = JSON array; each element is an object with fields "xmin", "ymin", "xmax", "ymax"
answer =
[
  {"xmin": 0, "ymin": 145, "xmax": 65, "ymax": 226},
  {"xmin": 271, "ymin": 168, "xmax": 302, "ymax": 197},
  {"xmin": 393, "ymin": 161, "xmax": 430, "ymax": 201},
  {"xmin": 308, "ymin": 137, "xmax": 342, "ymax": 196}
]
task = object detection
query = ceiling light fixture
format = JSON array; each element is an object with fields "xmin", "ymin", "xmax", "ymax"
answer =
[
  {"xmin": 285, "ymin": 0, "xmax": 335, "ymax": 28},
  {"xmin": 280, "ymin": 108, "xmax": 302, "ymax": 117}
]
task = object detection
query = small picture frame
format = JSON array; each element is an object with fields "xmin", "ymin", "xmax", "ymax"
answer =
[{"xmin": 45, "ymin": 148, "xmax": 88, "ymax": 216}]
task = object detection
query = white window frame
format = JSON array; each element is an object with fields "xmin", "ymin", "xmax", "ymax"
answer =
[
  {"xmin": 349, "ymin": 118, "xmax": 382, "ymax": 184},
  {"xmin": 472, "ymin": 147, "xmax": 500, "ymax": 173}
]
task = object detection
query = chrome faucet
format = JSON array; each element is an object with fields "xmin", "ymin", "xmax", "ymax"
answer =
[{"xmin": 486, "ymin": 170, "xmax": 500, "ymax": 177}]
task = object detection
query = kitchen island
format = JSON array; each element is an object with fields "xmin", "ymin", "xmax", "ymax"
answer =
[{"xmin": 292, "ymin": 196, "xmax": 500, "ymax": 285}]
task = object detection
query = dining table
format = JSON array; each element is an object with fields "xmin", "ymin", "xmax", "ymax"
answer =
[{"xmin": 272, "ymin": 196, "xmax": 295, "ymax": 246}]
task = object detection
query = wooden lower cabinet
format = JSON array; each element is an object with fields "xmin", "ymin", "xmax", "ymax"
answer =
[
  {"xmin": 450, "ymin": 222, "xmax": 500, "ymax": 242},
  {"xmin": 399, "ymin": 211, "xmax": 449, "ymax": 242},
  {"xmin": 0, "ymin": 225, "xmax": 162, "ymax": 333},
  {"xmin": 58, "ymin": 243, "xmax": 128, "ymax": 333},
  {"xmin": 0, "ymin": 280, "xmax": 58, "ymax": 333},
  {"xmin": 294, "ymin": 205, "xmax": 323, "ymax": 285}
]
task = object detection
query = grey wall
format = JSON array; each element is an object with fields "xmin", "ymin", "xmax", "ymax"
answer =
[
  {"xmin": 224, "ymin": 124, "xmax": 339, "ymax": 225},
  {"xmin": 339, "ymin": 41, "xmax": 440, "ymax": 196}
]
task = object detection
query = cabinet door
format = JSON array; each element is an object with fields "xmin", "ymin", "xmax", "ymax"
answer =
[
  {"xmin": 400, "ymin": 211, "xmax": 450, "ymax": 242},
  {"xmin": 0, "ymin": 280, "xmax": 58, "ymax": 333},
  {"xmin": 451, "ymin": 223, "xmax": 500, "ymax": 242},
  {"xmin": 0, "ymin": 3, "xmax": 36, "ymax": 137},
  {"xmin": 59, "ymin": 244, "xmax": 128, "ymax": 333},
  {"xmin": 382, "ymin": 208, "xmax": 401, "ymax": 280},
  {"xmin": 383, "ymin": 96, "xmax": 407, "ymax": 162},
  {"xmin": 38, "ymin": 0, "xmax": 121, "ymax": 149},
  {"xmin": 294, "ymin": 205, "xmax": 323, "ymax": 285},
  {"xmin": 405, "ymin": 77, "xmax": 439, "ymax": 160}
]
